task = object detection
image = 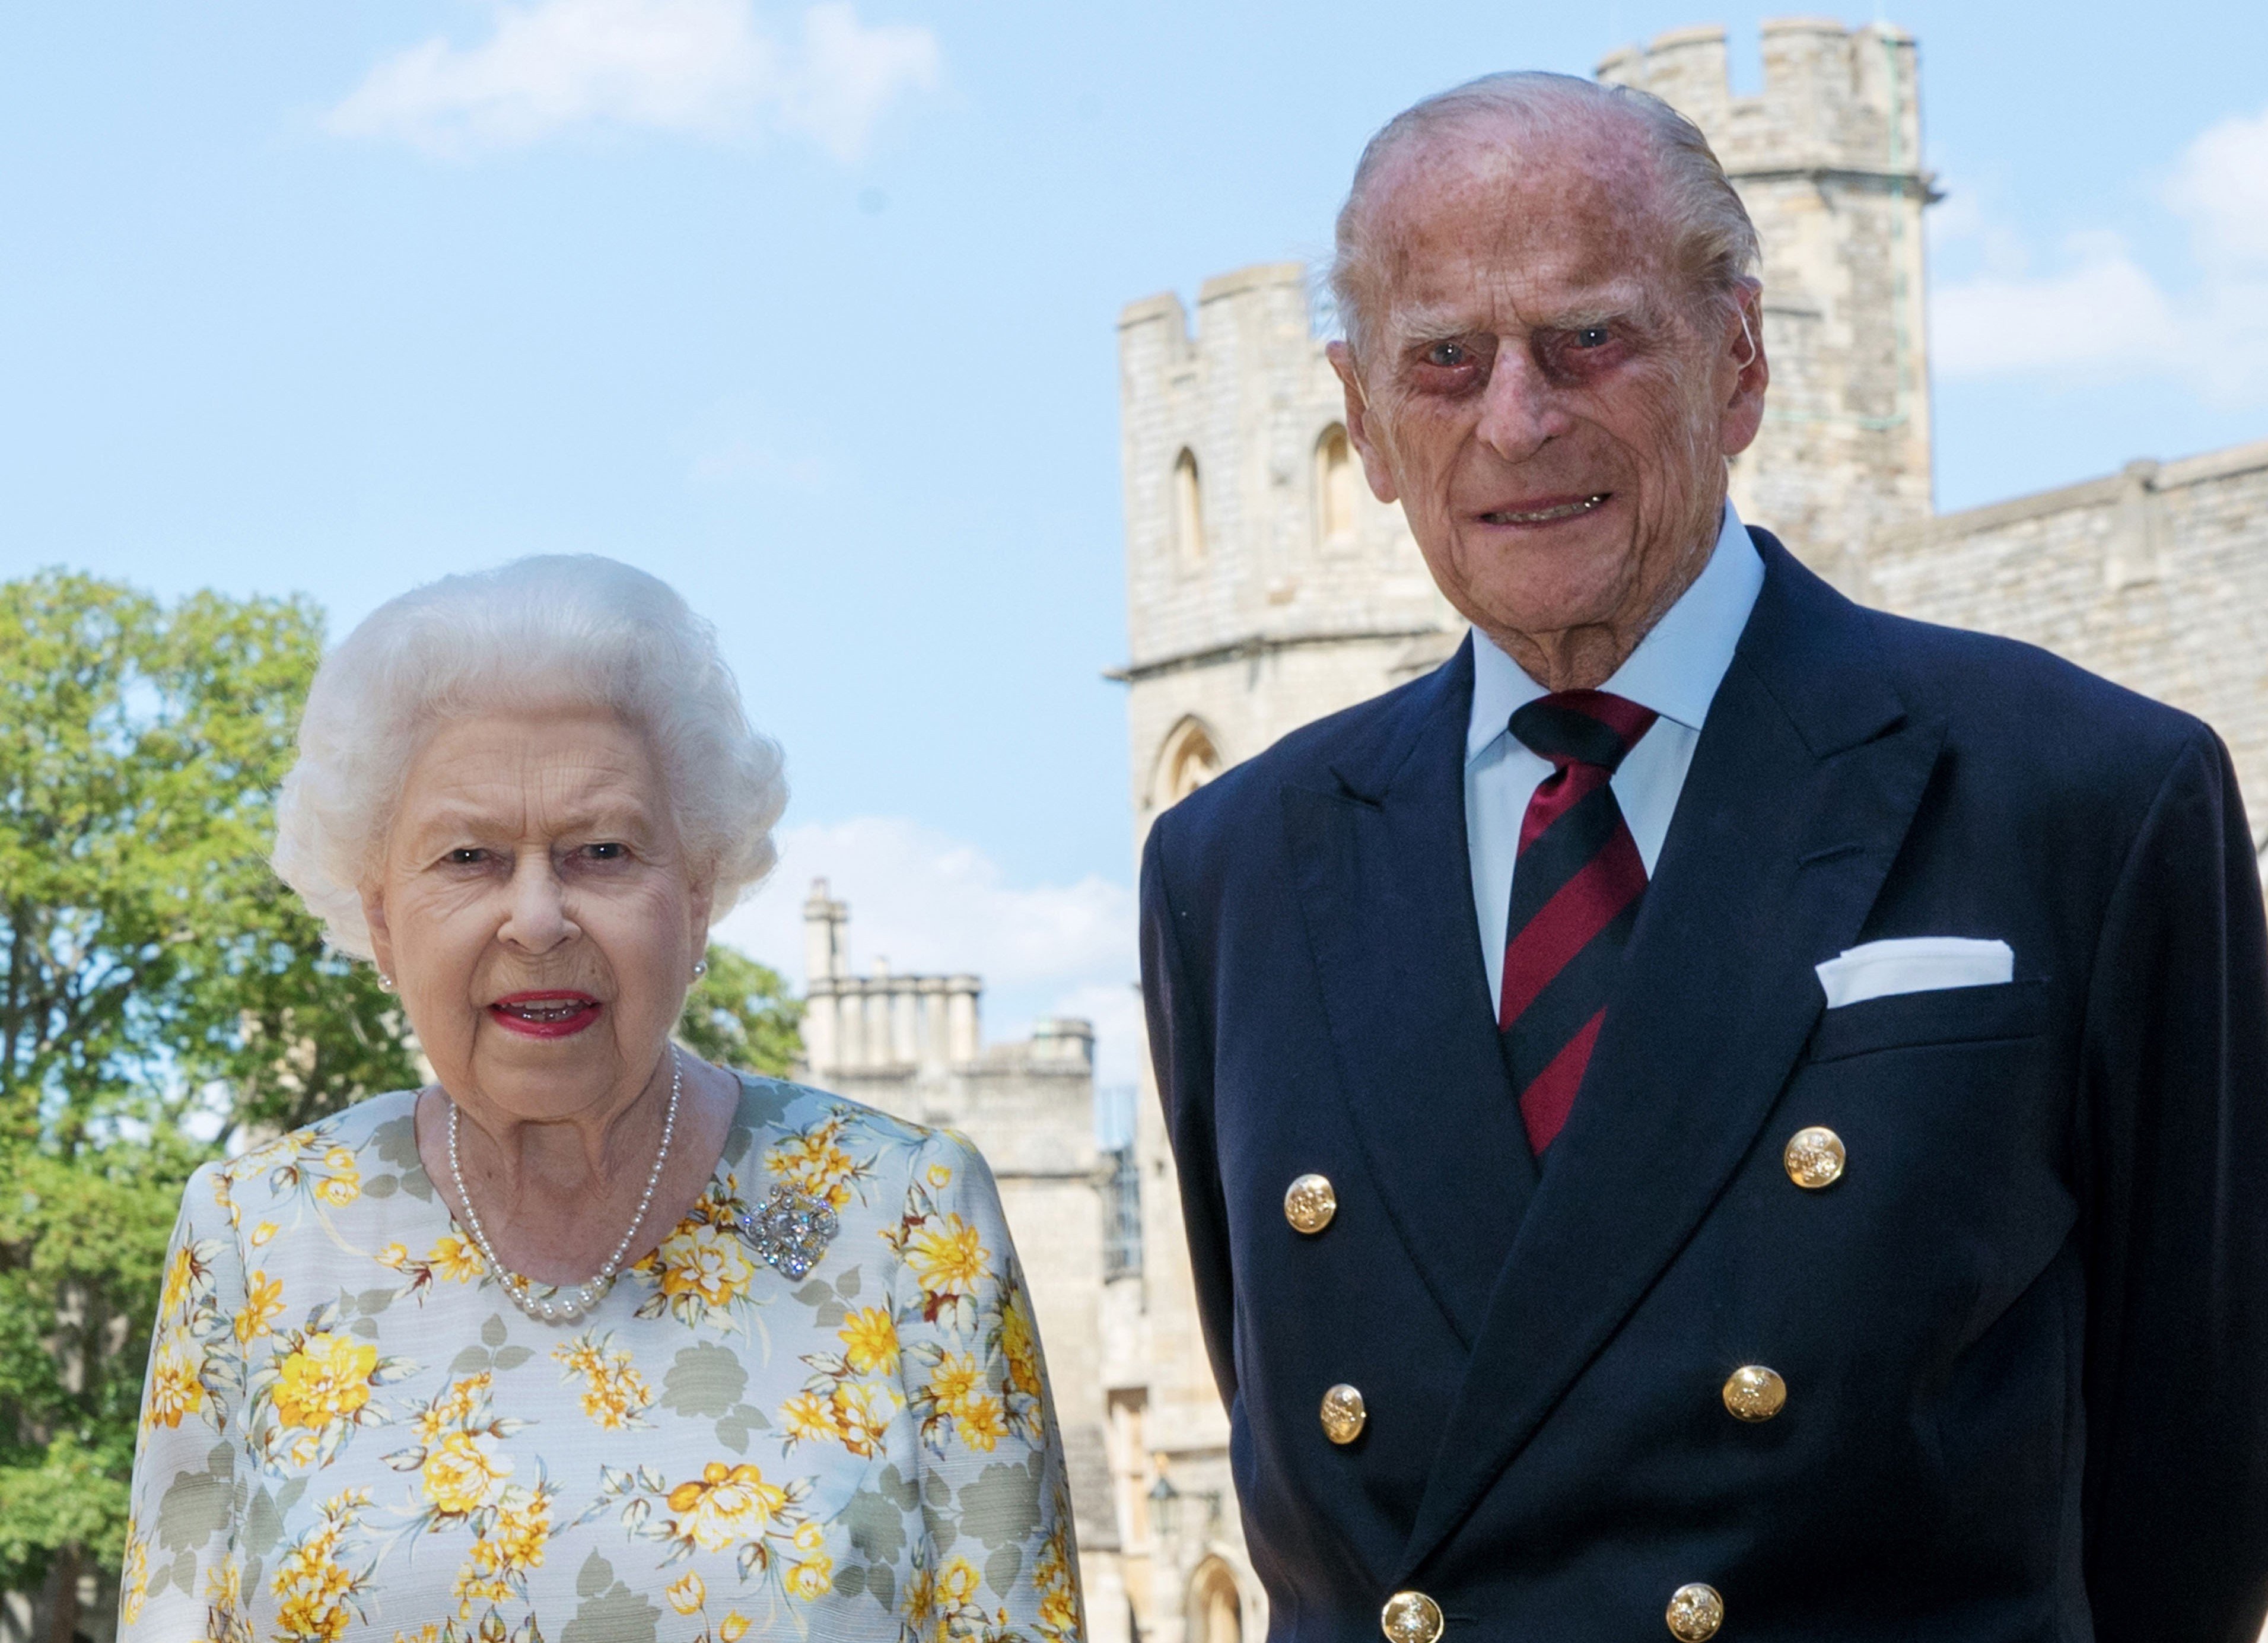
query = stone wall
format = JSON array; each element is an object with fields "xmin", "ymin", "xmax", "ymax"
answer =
[{"xmin": 1865, "ymin": 440, "xmax": 2268, "ymax": 833}]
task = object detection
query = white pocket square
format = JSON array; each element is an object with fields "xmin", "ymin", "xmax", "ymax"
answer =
[{"xmin": 1815, "ymin": 937, "xmax": 2013, "ymax": 1009}]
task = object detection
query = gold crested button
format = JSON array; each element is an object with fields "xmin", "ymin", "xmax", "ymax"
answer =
[
  {"xmin": 1722, "ymin": 1365, "xmax": 1787, "ymax": 1422},
  {"xmin": 1783, "ymin": 1126, "xmax": 1846, "ymax": 1190},
  {"xmin": 1285, "ymin": 1172, "xmax": 1338, "ymax": 1234},
  {"xmin": 1321, "ymin": 1383, "xmax": 1367, "ymax": 1444},
  {"xmin": 1381, "ymin": 1590, "xmax": 1444, "ymax": 1643},
  {"xmin": 1666, "ymin": 1582, "xmax": 1724, "ymax": 1641}
]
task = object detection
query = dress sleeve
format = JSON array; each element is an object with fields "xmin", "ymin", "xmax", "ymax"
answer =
[
  {"xmin": 2078, "ymin": 728, "xmax": 2268, "ymax": 1641},
  {"xmin": 117, "ymin": 1160, "xmax": 253, "ymax": 1639},
  {"xmin": 888, "ymin": 1127, "xmax": 1086, "ymax": 1640}
]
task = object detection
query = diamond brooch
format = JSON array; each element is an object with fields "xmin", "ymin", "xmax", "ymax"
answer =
[{"xmin": 737, "ymin": 1184, "xmax": 839, "ymax": 1279}]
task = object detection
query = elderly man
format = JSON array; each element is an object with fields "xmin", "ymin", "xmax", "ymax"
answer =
[{"xmin": 1138, "ymin": 71, "xmax": 2268, "ymax": 1642}]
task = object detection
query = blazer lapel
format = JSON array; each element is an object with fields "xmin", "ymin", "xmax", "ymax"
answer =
[
  {"xmin": 1281, "ymin": 636, "xmax": 1538, "ymax": 1348},
  {"xmin": 1397, "ymin": 534, "xmax": 1948, "ymax": 1570}
]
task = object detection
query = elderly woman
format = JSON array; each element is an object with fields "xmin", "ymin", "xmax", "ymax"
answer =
[{"xmin": 120, "ymin": 557, "xmax": 1084, "ymax": 1641}]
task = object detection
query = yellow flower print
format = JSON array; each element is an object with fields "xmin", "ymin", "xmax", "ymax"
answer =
[
  {"xmin": 413, "ymin": 1372, "xmax": 491, "ymax": 1442},
  {"xmin": 159, "ymin": 1245, "xmax": 198, "ymax": 1318},
  {"xmin": 666, "ymin": 1461, "xmax": 788, "ymax": 1552},
  {"xmin": 551, "ymin": 1331, "xmax": 654, "ymax": 1429},
  {"xmin": 909, "ymin": 1214, "xmax": 988, "ymax": 1295},
  {"xmin": 939, "ymin": 1556, "xmax": 982, "ymax": 1606},
  {"xmin": 1001, "ymin": 1287, "xmax": 1043, "ymax": 1400},
  {"xmin": 838, "ymin": 1306, "xmax": 900, "ymax": 1375},
  {"xmin": 204, "ymin": 1549, "xmax": 243, "ymax": 1617},
  {"xmin": 236, "ymin": 1270, "xmax": 286, "ymax": 1345},
  {"xmin": 269, "ymin": 1488, "xmax": 371, "ymax": 1643},
  {"xmin": 793, "ymin": 1520, "xmax": 826, "ymax": 1554},
  {"xmin": 902, "ymin": 1565, "xmax": 937, "ymax": 1627},
  {"xmin": 377, "ymin": 1242, "xmax": 409, "ymax": 1270},
  {"xmin": 394, "ymin": 1629, "xmax": 441, "ymax": 1643},
  {"xmin": 421, "ymin": 1429, "xmax": 513, "ymax": 1516},
  {"xmin": 764, "ymin": 1113, "xmax": 871, "ymax": 1210},
  {"xmin": 786, "ymin": 1554, "xmax": 833, "ymax": 1599},
  {"xmin": 429, "ymin": 1234, "xmax": 486, "ymax": 1283},
  {"xmin": 720, "ymin": 1616, "xmax": 750, "ymax": 1642},
  {"xmin": 119, "ymin": 1530, "xmax": 149, "ymax": 1623},
  {"xmin": 271, "ymin": 1331, "xmax": 378, "ymax": 1429},
  {"xmin": 927, "ymin": 1352, "xmax": 981, "ymax": 1415},
  {"xmin": 830, "ymin": 1381, "xmax": 899, "ymax": 1455},
  {"xmin": 925, "ymin": 1162, "xmax": 953, "ymax": 1188},
  {"xmin": 143, "ymin": 1331, "xmax": 205, "ymax": 1429},
  {"xmin": 1034, "ymin": 1522, "xmax": 1081, "ymax": 1637},
  {"xmin": 959, "ymin": 1393, "xmax": 1008, "ymax": 1452},
  {"xmin": 780, "ymin": 1391, "xmax": 838, "ymax": 1447},
  {"xmin": 654, "ymin": 1222, "xmax": 756, "ymax": 1310},
  {"xmin": 249, "ymin": 1219, "xmax": 278, "ymax": 1248},
  {"xmin": 314, "ymin": 1148, "xmax": 361, "ymax": 1207},
  {"xmin": 667, "ymin": 1571, "xmax": 707, "ymax": 1615},
  {"xmin": 453, "ymin": 1481, "xmax": 552, "ymax": 1610}
]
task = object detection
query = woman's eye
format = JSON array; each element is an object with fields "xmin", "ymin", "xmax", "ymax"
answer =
[
  {"xmin": 1574, "ymin": 326, "xmax": 1611, "ymax": 349},
  {"xmin": 586, "ymin": 842, "xmax": 626, "ymax": 860},
  {"xmin": 446, "ymin": 848, "xmax": 487, "ymax": 866}
]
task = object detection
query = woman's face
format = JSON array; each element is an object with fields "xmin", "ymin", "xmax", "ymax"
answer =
[{"xmin": 362, "ymin": 707, "xmax": 711, "ymax": 1124}]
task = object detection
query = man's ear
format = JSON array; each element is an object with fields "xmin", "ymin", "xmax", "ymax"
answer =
[
  {"xmin": 1327, "ymin": 341, "xmax": 1402, "ymax": 504},
  {"xmin": 1718, "ymin": 281, "xmax": 1770, "ymax": 460}
]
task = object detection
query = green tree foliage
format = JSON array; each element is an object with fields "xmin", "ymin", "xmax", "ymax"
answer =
[
  {"xmin": 677, "ymin": 942, "xmax": 804, "ymax": 1078},
  {"xmin": 0, "ymin": 571, "xmax": 419, "ymax": 1608}
]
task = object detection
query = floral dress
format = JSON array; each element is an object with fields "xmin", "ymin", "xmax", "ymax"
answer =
[{"xmin": 119, "ymin": 1075, "xmax": 1085, "ymax": 1643}]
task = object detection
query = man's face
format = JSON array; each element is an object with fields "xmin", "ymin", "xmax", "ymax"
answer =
[{"xmin": 1331, "ymin": 122, "xmax": 1766, "ymax": 672}]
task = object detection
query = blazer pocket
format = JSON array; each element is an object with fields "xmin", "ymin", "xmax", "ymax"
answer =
[{"xmin": 1806, "ymin": 976, "xmax": 2050, "ymax": 1064}]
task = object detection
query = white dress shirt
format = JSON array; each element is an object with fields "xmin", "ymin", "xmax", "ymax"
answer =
[{"xmin": 1467, "ymin": 502, "xmax": 1766, "ymax": 1009}]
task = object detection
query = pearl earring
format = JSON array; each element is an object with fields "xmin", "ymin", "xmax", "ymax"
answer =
[
  {"xmin": 377, "ymin": 973, "xmax": 396, "ymax": 993},
  {"xmin": 691, "ymin": 959, "xmax": 709, "ymax": 978}
]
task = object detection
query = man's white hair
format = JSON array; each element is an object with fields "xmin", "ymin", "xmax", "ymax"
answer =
[
  {"xmin": 272, "ymin": 554, "xmax": 787, "ymax": 961},
  {"xmin": 1330, "ymin": 70, "xmax": 1761, "ymax": 363}
]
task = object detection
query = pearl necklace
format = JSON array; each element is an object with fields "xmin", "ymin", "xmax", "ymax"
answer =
[{"xmin": 447, "ymin": 1047, "xmax": 681, "ymax": 1325}]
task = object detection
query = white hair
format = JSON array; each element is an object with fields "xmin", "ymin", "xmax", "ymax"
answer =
[
  {"xmin": 272, "ymin": 554, "xmax": 787, "ymax": 961},
  {"xmin": 1330, "ymin": 71, "xmax": 1761, "ymax": 363}
]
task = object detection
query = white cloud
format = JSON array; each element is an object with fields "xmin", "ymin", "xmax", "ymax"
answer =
[
  {"xmin": 1928, "ymin": 104, "xmax": 2268, "ymax": 403},
  {"xmin": 327, "ymin": 0, "xmax": 939, "ymax": 161},
  {"xmin": 710, "ymin": 816, "xmax": 1143, "ymax": 1082}
]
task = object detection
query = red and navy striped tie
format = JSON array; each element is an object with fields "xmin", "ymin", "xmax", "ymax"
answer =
[{"xmin": 1499, "ymin": 689, "xmax": 1659, "ymax": 1153}]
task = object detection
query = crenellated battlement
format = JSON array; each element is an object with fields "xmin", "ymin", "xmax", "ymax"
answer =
[{"xmin": 1599, "ymin": 18, "xmax": 1923, "ymax": 183}]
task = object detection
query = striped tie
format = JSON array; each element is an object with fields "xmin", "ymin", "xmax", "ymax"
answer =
[{"xmin": 1499, "ymin": 690, "xmax": 1658, "ymax": 1153}]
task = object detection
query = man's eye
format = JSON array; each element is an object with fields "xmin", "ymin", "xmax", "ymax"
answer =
[
  {"xmin": 1574, "ymin": 326, "xmax": 1611, "ymax": 349},
  {"xmin": 586, "ymin": 842, "xmax": 626, "ymax": 860},
  {"xmin": 1426, "ymin": 341, "xmax": 1472, "ymax": 368}
]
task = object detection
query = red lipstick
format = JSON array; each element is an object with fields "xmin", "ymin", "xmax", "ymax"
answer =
[{"xmin": 488, "ymin": 990, "xmax": 603, "ymax": 1039}]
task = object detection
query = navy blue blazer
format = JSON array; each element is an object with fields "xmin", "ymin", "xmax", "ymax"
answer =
[{"xmin": 1140, "ymin": 531, "xmax": 2268, "ymax": 1641}]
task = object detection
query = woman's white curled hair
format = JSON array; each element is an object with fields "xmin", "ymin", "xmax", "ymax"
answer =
[{"xmin": 272, "ymin": 554, "xmax": 787, "ymax": 961}]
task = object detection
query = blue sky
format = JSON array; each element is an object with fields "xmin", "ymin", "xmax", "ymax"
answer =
[{"xmin": 4, "ymin": 1, "xmax": 2264, "ymax": 1085}]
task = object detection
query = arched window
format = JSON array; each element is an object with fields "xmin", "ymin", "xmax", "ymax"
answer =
[
  {"xmin": 1315, "ymin": 424, "xmax": 1357, "ymax": 546},
  {"xmin": 1153, "ymin": 717, "xmax": 1223, "ymax": 808},
  {"xmin": 1173, "ymin": 447, "xmax": 1207, "ymax": 567},
  {"xmin": 1189, "ymin": 1559, "xmax": 1244, "ymax": 1643}
]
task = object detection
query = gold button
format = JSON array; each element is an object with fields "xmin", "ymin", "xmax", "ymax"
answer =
[
  {"xmin": 1380, "ymin": 1590, "xmax": 1444, "ymax": 1643},
  {"xmin": 1666, "ymin": 1582, "xmax": 1724, "ymax": 1641},
  {"xmin": 1285, "ymin": 1172, "xmax": 1338, "ymax": 1234},
  {"xmin": 1722, "ymin": 1365, "xmax": 1787, "ymax": 1422},
  {"xmin": 1783, "ymin": 1126, "xmax": 1846, "ymax": 1189},
  {"xmin": 1321, "ymin": 1383, "xmax": 1367, "ymax": 1444}
]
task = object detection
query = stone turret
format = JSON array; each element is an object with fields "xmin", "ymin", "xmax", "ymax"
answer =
[{"xmin": 1601, "ymin": 18, "xmax": 1936, "ymax": 581}]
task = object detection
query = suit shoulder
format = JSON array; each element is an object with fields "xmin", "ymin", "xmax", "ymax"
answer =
[
  {"xmin": 1861, "ymin": 603, "xmax": 2218, "ymax": 780},
  {"xmin": 1152, "ymin": 665, "xmax": 1446, "ymax": 847}
]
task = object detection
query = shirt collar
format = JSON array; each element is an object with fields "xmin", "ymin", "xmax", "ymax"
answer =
[{"xmin": 1466, "ymin": 500, "xmax": 1766, "ymax": 764}]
